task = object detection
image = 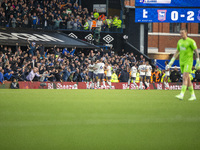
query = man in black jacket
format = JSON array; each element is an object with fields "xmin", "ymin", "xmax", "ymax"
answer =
[
  {"xmin": 10, "ymin": 78, "xmax": 19, "ymax": 89},
  {"xmin": 170, "ymin": 66, "xmax": 181, "ymax": 82},
  {"xmin": 194, "ymin": 69, "xmax": 200, "ymax": 82},
  {"xmin": 119, "ymin": 67, "xmax": 129, "ymax": 82}
]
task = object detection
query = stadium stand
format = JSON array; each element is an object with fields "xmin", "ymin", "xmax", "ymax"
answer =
[
  {"xmin": 0, "ymin": 42, "xmax": 147, "ymax": 83},
  {"xmin": 0, "ymin": 0, "xmax": 122, "ymax": 32}
]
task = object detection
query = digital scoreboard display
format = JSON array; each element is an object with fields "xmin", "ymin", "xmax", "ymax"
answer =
[
  {"xmin": 135, "ymin": 0, "xmax": 200, "ymax": 7},
  {"xmin": 135, "ymin": 8, "xmax": 200, "ymax": 23}
]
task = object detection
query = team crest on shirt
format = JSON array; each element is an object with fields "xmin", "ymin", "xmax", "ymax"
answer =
[
  {"xmin": 197, "ymin": 10, "xmax": 200, "ymax": 21},
  {"xmin": 157, "ymin": 10, "xmax": 167, "ymax": 21},
  {"xmin": 180, "ymin": 46, "xmax": 186, "ymax": 51}
]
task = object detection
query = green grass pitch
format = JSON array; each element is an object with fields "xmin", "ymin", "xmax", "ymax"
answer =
[{"xmin": 0, "ymin": 89, "xmax": 200, "ymax": 150}]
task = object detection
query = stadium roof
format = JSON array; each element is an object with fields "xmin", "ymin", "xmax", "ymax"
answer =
[{"xmin": 0, "ymin": 28, "xmax": 98, "ymax": 49}]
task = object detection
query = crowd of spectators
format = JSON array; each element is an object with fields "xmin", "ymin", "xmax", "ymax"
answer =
[
  {"xmin": 0, "ymin": 0, "xmax": 122, "ymax": 32},
  {"xmin": 0, "ymin": 41, "xmax": 200, "ymax": 85},
  {"xmin": 0, "ymin": 41, "xmax": 145, "ymax": 83}
]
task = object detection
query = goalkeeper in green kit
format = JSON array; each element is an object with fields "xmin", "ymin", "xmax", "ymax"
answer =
[{"xmin": 168, "ymin": 29, "xmax": 200, "ymax": 101}]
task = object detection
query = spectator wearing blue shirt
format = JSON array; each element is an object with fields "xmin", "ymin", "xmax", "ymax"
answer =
[
  {"xmin": 4, "ymin": 71, "xmax": 14, "ymax": 81},
  {"xmin": 62, "ymin": 48, "xmax": 70, "ymax": 55},
  {"xmin": 0, "ymin": 68, "xmax": 4, "ymax": 84},
  {"xmin": 70, "ymin": 47, "xmax": 76, "ymax": 56},
  {"xmin": 32, "ymin": 13, "xmax": 38, "ymax": 29},
  {"xmin": 27, "ymin": 38, "xmax": 38, "ymax": 56}
]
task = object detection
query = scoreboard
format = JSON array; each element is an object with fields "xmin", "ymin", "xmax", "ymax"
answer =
[
  {"xmin": 135, "ymin": 0, "xmax": 200, "ymax": 7},
  {"xmin": 135, "ymin": 0, "xmax": 200, "ymax": 23},
  {"xmin": 135, "ymin": 8, "xmax": 200, "ymax": 23}
]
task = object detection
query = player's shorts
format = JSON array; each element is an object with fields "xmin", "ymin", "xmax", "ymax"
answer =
[
  {"xmin": 180, "ymin": 63, "xmax": 192, "ymax": 73},
  {"xmin": 140, "ymin": 75, "xmax": 145, "ymax": 80},
  {"xmin": 88, "ymin": 71, "xmax": 94, "ymax": 79},
  {"xmin": 131, "ymin": 77, "xmax": 136, "ymax": 80},
  {"xmin": 98, "ymin": 73, "xmax": 104, "ymax": 80},
  {"xmin": 146, "ymin": 76, "xmax": 151, "ymax": 80},
  {"xmin": 106, "ymin": 76, "xmax": 111, "ymax": 80},
  {"xmin": 93, "ymin": 73, "xmax": 98, "ymax": 80}
]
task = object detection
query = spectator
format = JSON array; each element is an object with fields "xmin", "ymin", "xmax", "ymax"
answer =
[
  {"xmin": 97, "ymin": 18, "xmax": 103, "ymax": 31},
  {"xmin": 194, "ymin": 69, "xmax": 200, "ymax": 82},
  {"xmin": 8, "ymin": 14, "xmax": 16, "ymax": 28},
  {"xmin": 170, "ymin": 66, "xmax": 181, "ymax": 82},
  {"xmin": 83, "ymin": 19, "xmax": 89, "ymax": 30},
  {"xmin": 43, "ymin": 13, "xmax": 49, "ymax": 29},
  {"xmin": 119, "ymin": 66, "xmax": 129, "ymax": 82},
  {"xmin": 93, "ymin": 9, "xmax": 99, "ymax": 19},
  {"xmin": 10, "ymin": 78, "xmax": 19, "ymax": 89},
  {"xmin": 22, "ymin": 15, "xmax": 29, "ymax": 28},
  {"xmin": 152, "ymin": 68, "xmax": 161, "ymax": 83},
  {"xmin": 26, "ymin": 67, "xmax": 41, "ymax": 82},
  {"xmin": 32, "ymin": 13, "xmax": 38, "ymax": 29},
  {"xmin": 0, "ymin": 67, "xmax": 4, "ymax": 84},
  {"xmin": 0, "ymin": 12, "xmax": 7, "ymax": 27},
  {"xmin": 53, "ymin": 16, "xmax": 62, "ymax": 29},
  {"xmin": 27, "ymin": 38, "xmax": 38, "ymax": 56}
]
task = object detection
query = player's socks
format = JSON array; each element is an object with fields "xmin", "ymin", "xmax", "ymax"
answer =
[
  {"xmin": 133, "ymin": 80, "xmax": 138, "ymax": 88},
  {"xmin": 188, "ymin": 86, "xmax": 196, "ymax": 100},
  {"xmin": 128, "ymin": 79, "xmax": 131, "ymax": 86},
  {"xmin": 188, "ymin": 86, "xmax": 195, "ymax": 96},
  {"xmin": 146, "ymin": 82, "xmax": 149, "ymax": 87},
  {"xmin": 180, "ymin": 85, "xmax": 187, "ymax": 96},
  {"xmin": 106, "ymin": 80, "xmax": 109, "ymax": 85},
  {"xmin": 145, "ymin": 82, "xmax": 148, "ymax": 87},
  {"xmin": 107, "ymin": 81, "xmax": 111, "ymax": 86},
  {"xmin": 86, "ymin": 82, "xmax": 89, "ymax": 89},
  {"xmin": 176, "ymin": 85, "xmax": 187, "ymax": 99},
  {"xmin": 164, "ymin": 82, "xmax": 167, "ymax": 87},
  {"xmin": 109, "ymin": 82, "xmax": 112, "ymax": 89},
  {"xmin": 140, "ymin": 81, "xmax": 143, "ymax": 89},
  {"xmin": 91, "ymin": 82, "xmax": 94, "ymax": 89},
  {"xmin": 167, "ymin": 83, "xmax": 169, "ymax": 88},
  {"xmin": 103, "ymin": 81, "xmax": 106, "ymax": 88},
  {"xmin": 97, "ymin": 81, "xmax": 100, "ymax": 88}
]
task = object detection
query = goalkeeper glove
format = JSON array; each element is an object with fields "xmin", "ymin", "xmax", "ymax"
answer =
[
  {"xmin": 195, "ymin": 58, "xmax": 200, "ymax": 70},
  {"xmin": 168, "ymin": 57, "xmax": 175, "ymax": 68}
]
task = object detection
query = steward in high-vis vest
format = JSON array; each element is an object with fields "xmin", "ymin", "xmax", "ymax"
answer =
[
  {"xmin": 93, "ymin": 9, "xmax": 99, "ymax": 19},
  {"xmin": 190, "ymin": 67, "xmax": 196, "ymax": 81},
  {"xmin": 152, "ymin": 69, "xmax": 161, "ymax": 83},
  {"xmin": 84, "ymin": 20, "xmax": 89, "ymax": 30},
  {"xmin": 111, "ymin": 72, "xmax": 119, "ymax": 83},
  {"xmin": 112, "ymin": 16, "xmax": 118, "ymax": 32},
  {"xmin": 98, "ymin": 14, "xmax": 106, "ymax": 21},
  {"xmin": 117, "ymin": 18, "xmax": 122, "ymax": 32},
  {"xmin": 91, "ymin": 19, "xmax": 97, "ymax": 30}
]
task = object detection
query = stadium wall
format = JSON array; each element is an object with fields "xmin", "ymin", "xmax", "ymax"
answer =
[
  {"xmin": 1, "ymin": 82, "xmax": 200, "ymax": 90},
  {"xmin": 148, "ymin": 23, "xmax": 200, "ymax": 58}
]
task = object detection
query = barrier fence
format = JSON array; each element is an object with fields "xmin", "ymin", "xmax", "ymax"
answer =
[{"xmin": 1, "ymin": 82, "xmax": 200, "ymax": 90}]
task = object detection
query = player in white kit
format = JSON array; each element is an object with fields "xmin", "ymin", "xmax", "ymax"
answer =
[
  {"xmin": 138, "ymin": 61, "xmax": 146, "ymax": 89},
  {"xmin": 164, "ymin": 61, "xmax": 170, "ymax": 90},
  {"xmin": 97, "ymin": 59, "xmax": 105, "ymax": 89},
  {"xmin": 105, "ymin": 62, "xmax": 112, "ymax": 89},
  {"xmin": 87, "ymin": 60, "xmax": 95, "ymax": 89},
  {"xmin": 145, "ymin": 61, "xmax": 152, "ymax": 90},
  {"xmin": 93, "ymin": 60, "xmax": 99, "ymax": 89},
  {"xmin": 127, "ymin": 63, "xmax": 138, "ymax": 89}
]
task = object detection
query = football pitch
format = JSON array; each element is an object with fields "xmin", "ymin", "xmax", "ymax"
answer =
[{"xmin": 0, "ymin": 89, "xmax": 200, "ymax": 150}]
